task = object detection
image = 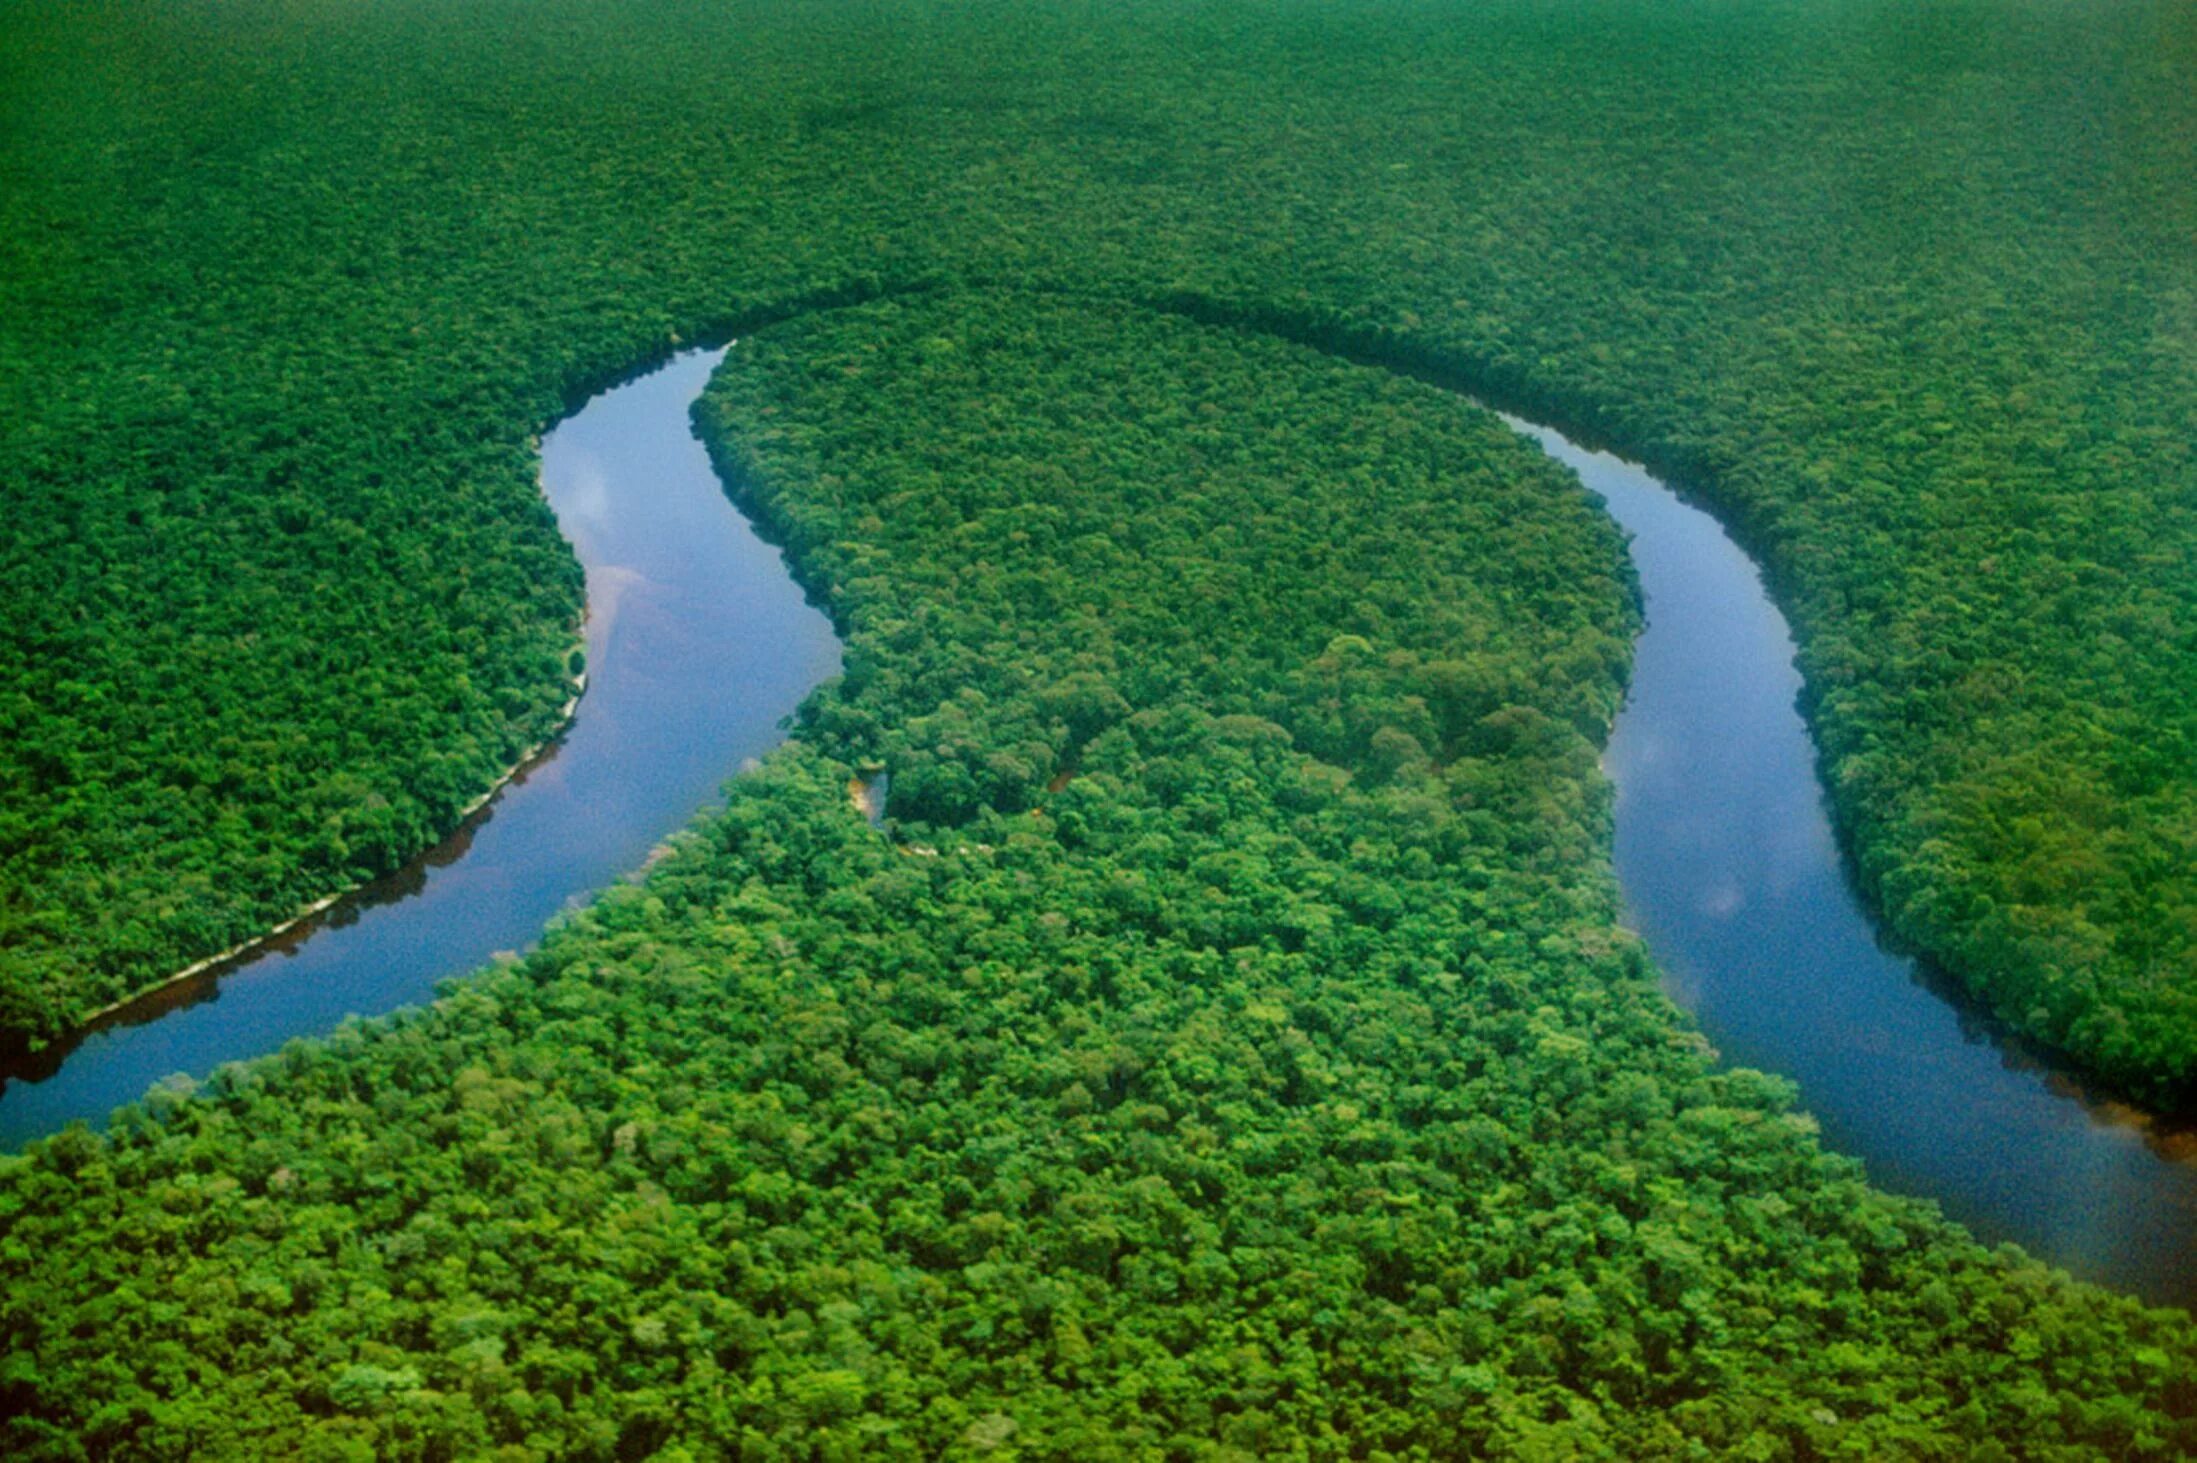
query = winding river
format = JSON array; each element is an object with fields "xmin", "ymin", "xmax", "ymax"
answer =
[
  {"xmin": 0, "ymin": 348, "xmax": 841, "ymax": 1147},
  {"xmin": 1507, "ymin": 418, "xmax": 2197, "ymax": 1310},
  {"xmin": 1, "ymin": 341, "xmax": 2189, "ymax": 1309}
]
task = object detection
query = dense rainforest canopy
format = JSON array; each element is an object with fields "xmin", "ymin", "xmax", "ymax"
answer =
[
  {"xmin": 2, "ymin": 0, "xmax": 2195, "ymax": 1455},
  {"xmin": 2, "ymin": 0, "xmax": 2191, "ymax": 1096},
  {"xmin": 6, "ymin": 288, "xmax": 2194, "ymax": 1459}
]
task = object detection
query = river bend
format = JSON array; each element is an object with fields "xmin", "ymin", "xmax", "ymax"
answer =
[
  {"xmin": 2, "ymin": 343, "xmax": 2188, "ymax": 1310},
  {"xmin": 1508, "ymin": 417, "xmax": 2197, "ymax": 1310},
  {"xmin": 0, "ymin": 348, "xmax": 841, "ymax": 1145}
]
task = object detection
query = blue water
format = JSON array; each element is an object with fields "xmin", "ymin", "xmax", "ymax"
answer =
[
  {"xmin": 1507, "ymin": 417, "xmax": 2197, "ymax": 1310},
  {"xmin": 0, "ymin": 348, "xmax": 841, "ymax": 1143},
  {"xmin": 4, "ymin": 345, "xmax": 2187, "ymax": 1311}
]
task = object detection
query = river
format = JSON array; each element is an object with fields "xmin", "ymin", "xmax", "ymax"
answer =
[
  {"xmin": 0, "ymin": 347, "xmax": 841, "ymax": 1145},
  {"xmin": 1505, "ymin": 416, "xmax": 2197, "ymax": 1310},
  {"xmin": 2, "ymin": 342, "xmax": 2188, "ymax": 1310}
]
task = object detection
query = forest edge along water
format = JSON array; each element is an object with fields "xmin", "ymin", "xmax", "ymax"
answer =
[
  {"xmin": 2, "ymin": 332, "xmax": 2191, "ymax": 1310},
  {"xmin": 1501, "ymin": 415, "xmax": 2197, "ymax": 1311},
  {"xmin": 0, "ymin": 347, "xmax": 842, "ymax": 1147},
  {"xmin": 50, "ymin": 666, "xmax": 590, "ymax": 1041}
]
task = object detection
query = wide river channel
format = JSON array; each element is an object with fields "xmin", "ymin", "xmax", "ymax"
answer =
[{"xmin": 2, "ymin": 347, "xmax": 2189, "ymax": 1309}]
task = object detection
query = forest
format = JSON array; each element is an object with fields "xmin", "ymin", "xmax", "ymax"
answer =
[
  {"xmin": 5, "ymin": 289, "xmax": 2193, "ymax": 1458},
  {"xmin": 2, "ymin": 0, "xmax": 2194, "ymax": 1455},
  {"xmin": 1, "ymin": 0, "xmax": 2189, "ymax": 1096}
]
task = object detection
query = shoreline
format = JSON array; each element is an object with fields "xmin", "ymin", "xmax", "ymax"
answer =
[
  {"xmin": 54, "ymin": 664, "xmax": 588, "ymax": 1044},
  {"xmin": 1, "ymin": 341, "xmax": 846, "ymax": 1144}
]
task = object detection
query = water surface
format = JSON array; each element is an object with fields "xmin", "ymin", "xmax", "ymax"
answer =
[
  {"xmin": 5, "ymin": 342, "xmax": 2188, "ymax": 1313},
  {"xmin": 0, "ymin": 348, "xmax": 840, "ymax": 1144},
  {"xmin": 1505, "ymin": 416, "xmax": 2197, "ymax": 1310}
]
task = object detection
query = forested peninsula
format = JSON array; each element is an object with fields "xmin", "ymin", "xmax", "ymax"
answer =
[{"xmin": 3, "ymin": 0, "xmax": 2195, "ymax": 1455}]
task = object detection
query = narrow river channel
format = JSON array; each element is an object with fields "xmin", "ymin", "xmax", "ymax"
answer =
[
  {"xmin": 1505, "ymin": 417, "xmax": 2197, "ymax": 1310},
  {"xmin": 2, "ymin": 341, "xmax": 2188, "ymax": 1311},
  {"xmin": 0, "ymin": 348, "xmax": 841, "ymax": 1146}
]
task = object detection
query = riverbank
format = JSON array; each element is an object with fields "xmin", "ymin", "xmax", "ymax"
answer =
[
  {"xmin": 0, "ymin": 349, "xmax": 840, "ymax": 1145},
  {"xmin": 1501, "ymin": 410, "xmax": 2197, "ymax": 1308},
  {"xmin": 49, "ymin": 665, "xmax": 588, "ymax": 1048}
]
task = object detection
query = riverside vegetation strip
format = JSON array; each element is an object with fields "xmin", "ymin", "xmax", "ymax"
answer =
[
  {"xmin": 5, "ymin": 289, "xmax": 2193, "ymax": 1458},
  {"xmin": 1, "ymin": 0, "xmax": 2195, "ymax": 1453}
]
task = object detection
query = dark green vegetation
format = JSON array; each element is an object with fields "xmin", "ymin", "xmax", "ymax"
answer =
[
  {"xmin": 2, "ymin": 291, "xmax": 2191, "ymax": 1458},
  {"xmin": 4, "ymin": 0, "xmax": 2197, "ymax": 1453},
  {"xmin": 3, "ymin": 0, "xmax": 2192, "ymax": 1093}
]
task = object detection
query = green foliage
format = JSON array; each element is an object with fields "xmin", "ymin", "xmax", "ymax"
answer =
[
  {"xmin": 4, "ymin": 0, "xmax": 2197, "ymax": 1453},
  {"xmin": 4, "ymin": 291, "xmax": 2192, "ymax": 1457},
  {"xmin": 3, "ymin": 0, "xmax": 2192, "ymax": 1090}
]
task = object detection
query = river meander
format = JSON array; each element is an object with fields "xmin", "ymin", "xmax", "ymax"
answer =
[
  {"xmin": 2, "ymin": 341, "xmax": 2188, "ymax": 1310},
  {"xmin": 0, "ymin": 348, "xmax": 841, "ymax": 1146},
  {"xmin": 1508, "ymin": 417, "xmax": 2197, "ymax": 1310}
]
